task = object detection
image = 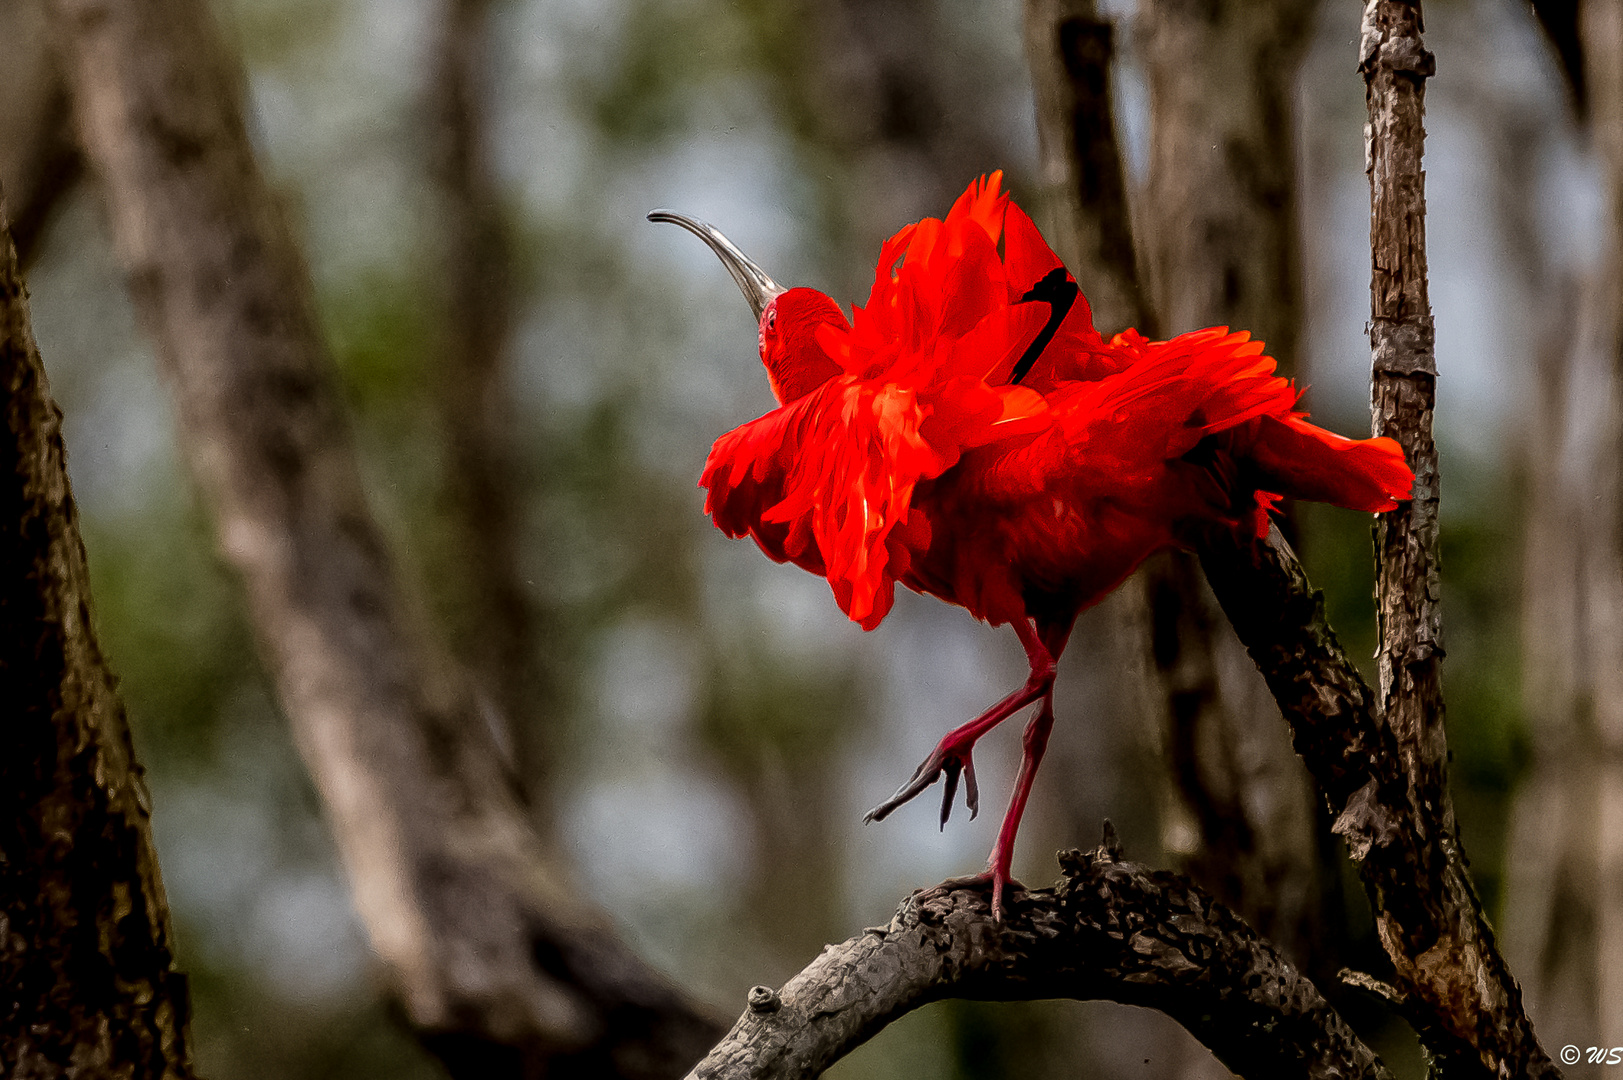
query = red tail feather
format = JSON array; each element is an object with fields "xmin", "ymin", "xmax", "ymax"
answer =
[{"xmin": 1241, "ymin": 414, "xmax": 1413, "ymax": 512}]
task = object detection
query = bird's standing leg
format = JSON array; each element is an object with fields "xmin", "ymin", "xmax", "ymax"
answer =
[
  {"xmin": 864, "ymin": 618, "xmax": 1057, "ymax": 828},
  {"xmin": 984, "ymin": 688, "xmax": 1055, "ymax": 918}
]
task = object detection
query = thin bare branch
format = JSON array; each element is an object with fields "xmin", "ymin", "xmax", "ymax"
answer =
[
  {"xmin": 687, "ymin": 836, "xmax": 1391, "ymax": 1080},
  {"xmin": 0, "ymin": 201, "xmax": 194, "ymax": 1078},
  {"xmin": 1363, "ymin": 2, "xmax": 1556, "ymax": 1075}
]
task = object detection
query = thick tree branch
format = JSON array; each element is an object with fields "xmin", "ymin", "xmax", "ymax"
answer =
[
  {"xmin": 0, "ymin": 202, "xmax": 195, "ymax": 1078},
  {"xmin": 1198, "ymin": 524, "xmax": 1556, "ymax": 1077},
  {"xmin": 44, "ymin": 0, "xmax": 723, "ymax": 1075},
  {"xmin": 687, "ymin": 835, "xmax": 1391, "ymax": 1080}
]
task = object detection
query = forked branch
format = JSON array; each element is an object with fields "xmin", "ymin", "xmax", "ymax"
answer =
[
  {"xmin": 687, "ymin": 832, "xmax": 1391, "ymax": 1080},
  {"xmin": 1199, "ymin": 523, "xmax": 1556, "ymax": 1076}
]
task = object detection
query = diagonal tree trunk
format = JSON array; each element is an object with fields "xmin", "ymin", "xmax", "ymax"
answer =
[
  {"xmin": 0, "ymin": 199, "xmax": 195, "ymax": 1080},
  {"xmin": 44, "ymin": 0, "xmax": 724, "ymax": 1075}
]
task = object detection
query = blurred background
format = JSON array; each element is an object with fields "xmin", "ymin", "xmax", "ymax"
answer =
[{"xmin": 4, "ymin": 0, "xmax": 1610, "ymax": 1075}]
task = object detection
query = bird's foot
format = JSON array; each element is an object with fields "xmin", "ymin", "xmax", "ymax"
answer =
[
  {"xmin": 913, "ymin": 869, "xmax": 1027, "ymax": 922},
  {"xmin": 863, "ymin": 743, "xmax": 980, "ymax": 828}
]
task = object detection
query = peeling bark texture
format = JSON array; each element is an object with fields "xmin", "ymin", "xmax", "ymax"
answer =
[
  {"xmin": 686, "ymin": 837, "xmax": 1392, "ymax": 1080},
  {"xmin": 45, "ymin": 0, "xmax": 724, "ymax": 1076},
  {"xmin": 0, "ymin": 0, "xmax": 80, "ymax": 266},
  {"xmin": 0, "ymin": 204, "xmax": 195, "ymax": 1077},
  {"xmin": 423, "ymin": 0, "xmax": 542, "ymax": 799},
  {"xmin": 1364, "ymin": 0, "xmax": 1445, "ymax": 836},
  {"xmin": 1198, "ymin": 525, "xmax": 1558, "ymax": 1077},
  {"xmin": 1022, "ymin": 0, "xmax": 1151, "ymax": 336},
  {"xmin": 1362, "ymin": 3, "xmax": 1557, "ymax": 1074}
]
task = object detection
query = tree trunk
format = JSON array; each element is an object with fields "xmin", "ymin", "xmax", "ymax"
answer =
[
  {"xmin": 1136, "ymin": 0, "xmax": 1333, "ymax": 994},
  {"xmin": 0, "ymin": 201, "xmax": 195, "ymax": 1079},
  {"xmin": 45, "ymin": 0, "xmax": 724, "ymax": 1075},
  {"xmin": 1361, "ymin": 2, "xmax": 1553, "ymax": 1073}
]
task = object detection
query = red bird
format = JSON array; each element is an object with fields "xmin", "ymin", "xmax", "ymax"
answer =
[{"xmin": 650, "ymin": 174, "xmax": 1412, "ymax": 917}]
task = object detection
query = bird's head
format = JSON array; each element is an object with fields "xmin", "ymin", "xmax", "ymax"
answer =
[{"xmin": 649, "ymin": 210, "xmax": 846, "ymax": 404}]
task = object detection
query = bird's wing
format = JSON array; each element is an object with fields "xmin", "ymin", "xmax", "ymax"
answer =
[
  {"xmin": 702, "ymin": 372, "xmax": 1047, "ymax": 629},
  {"xmin": 982, "ymin": 326, "xmax": 1410, "ymax": 534},
  {"xmin": 1089, "ymin": 328, "xmax": 1411, "ymax": 510},
  {"xmin": 1072, "ymin": 327, "xmax": 1296, "ymax": 458},
  {"xmin": 970, "ymin": 328, "xmax": 1295, "ymax": 502}
]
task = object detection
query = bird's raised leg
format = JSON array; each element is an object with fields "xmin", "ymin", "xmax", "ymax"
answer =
[
  {"xmin": 912, "ymin": 683, "xmax": 1058, "ymax": 920},
  {"xmin": 864, "ymin": 618, "xmax": 1057, "ymax": 828}
]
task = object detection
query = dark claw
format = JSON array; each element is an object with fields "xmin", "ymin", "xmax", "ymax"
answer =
[
  {"xmin": 938, "ymin": 759, "xmax": 962, "ymax": 830},
  {"xmin": 963, "ymin": 756, "xmax": 979, "ymax": 819},
  {"xmin": 865, "ymin": 747, "xmax": 980, "ymax": 826},
  {"xmin": 865, "ymin": 769, "xmax": 933, "ymax": 823}
]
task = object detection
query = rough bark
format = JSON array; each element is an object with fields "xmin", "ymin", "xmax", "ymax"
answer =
[
  {"xmin": 0, "ymin": 203, "xmax": 195, "ymax": 1078},
  {"xmin": 0, "ymin": 0, "xmax": 80, "ymax": 266},
  {"xmin": 685, "ymin": 834, "xmax": 1392, "ymax": 1080},
  {"xmin": 1361, "ymin": 3, "xmax": 1555, "ymax": 1075},
  {"xmin": 423, "ymin": 0, "xmax": 543, "ymax": 798},
  {"xmin": 45, "ymin": 0, "xmax": 724, "ymax": 1076},
  {"xmin": 1365, "ymin": 0, "xmax": 1445, "ymax": 851},
  {"xmin": 1198, "ymin": 523, "xmax": 1557, "ymax": 1077}
]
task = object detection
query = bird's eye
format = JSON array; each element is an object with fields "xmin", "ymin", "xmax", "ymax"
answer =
[{"xmin": 765, "ymin": 309, "xmax": 777, "ymax": 332}]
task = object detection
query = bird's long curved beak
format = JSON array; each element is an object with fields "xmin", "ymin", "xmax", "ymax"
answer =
[{"xmin": 647, "ymin": 209, "xmax": 788, "ymax": 321}]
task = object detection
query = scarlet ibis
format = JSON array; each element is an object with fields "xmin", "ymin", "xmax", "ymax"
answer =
[{"xmin": 650, "ymin": 174, "xmax": 1411, "ymax": 917}]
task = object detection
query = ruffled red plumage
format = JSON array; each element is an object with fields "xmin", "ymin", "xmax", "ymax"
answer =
[
  {"xmin": 700, "ymin": 172, "xmax": 1412, "ymax": 633},
  {"xmin": 688, "ymin": 171, "xmax": 1413, "ymax": 917}
]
